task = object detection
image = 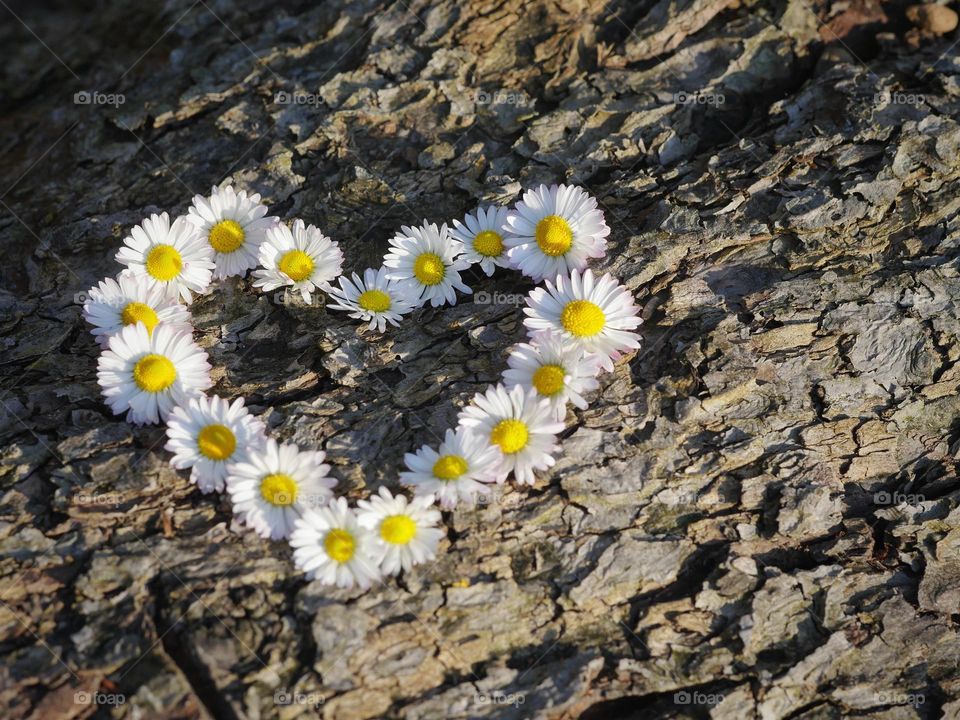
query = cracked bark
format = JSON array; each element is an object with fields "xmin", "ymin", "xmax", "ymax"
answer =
[{"xmin": 3, "ymin": 0, "xmax": 960, "ymax": 718}]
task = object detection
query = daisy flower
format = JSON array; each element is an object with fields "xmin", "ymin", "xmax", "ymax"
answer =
[
  {"xmin": 324, "ymin": 267, "xmax": 417, "ymax": 332},
  {"xmin": 450, "ymin": 205, "xmax": 511, "ymax": 276},
  {"xmin": 503, "ymin": 184, "xmax": 609, "ymax": 282},
  {"xmin": 225, "ymin": 438, "xmax": 336, "ymax": 540},
  {"xmin": 382, "ymin": 221, "xmax": 471, "ymax": 307},
  {"xmin": 502, "ymin": 330, "xmax": 603, "ymax": 418},
  {"xmin": 290, "ymin": 498, "xmax": 381, "ymax": 589},
  {"xmin": 164, "ymin": 396, "xmax": 268, "ymax": 494},
  {"xmin": 457, "ymin": 384, "xmax": 565, "ymax": 486},
  {"xmin": 252, "ymin": 219, "xmax": 343, "ymax": 303},
  {"xmin": 356, "ymin": 487, "xmax": 444, "ymax": 576},
  {"xmin": 82, "ymin": 272, "xmax": 192, "ymax": 348},
  {"xmin": 97, "ymin": 323, "xmax": 212, "ymax": 425},
  {"xmin": 523, "ymin": 268, "xmax": 642, "ymax": 372},
  {"xmin": 399, "ymin": 427, "xmax": 503, "ymax": 508},
  {"xmin": 96, "ymin": 323, "xmax": 212, "ymax": 425},
  {"xmin": 187, "ymin": 185, "xmax": 279, "ymax": 279},
  {"xmin": 115, "ymin": 212, "xmax": 214, "ymax": 303}
]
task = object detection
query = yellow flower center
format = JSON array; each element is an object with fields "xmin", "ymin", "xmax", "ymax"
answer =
[
  {"xmin": 120, "ymin": 302, "xmax": 159, "ymax": 333},
  {"xmin": 535, "ymin": 215, "xmax": 573, "ymax": 256},
  {"xmin": 490, "ymin": 419, "xmax": 529, "ymax": 454},
  {"xmin": 208, "ymin": 219, "xmax": 245, "ymax": 253},
  {"xmin": 532, "ymin": 364, "xmax": 566, "ymax": 396},
  {"xmin": 324, "ymin": 528, "xmax": 356, "ymax": 563},
  {"xmin": 380, "ymin": 515, "xmax": 417, "ymax": 545},
  {"xmin": 196, "ymin": 424, "xmax": 237, "ymax": 461},
  {"xmin": 432, "ymin": 454, "xmax": 468, "ymax": 480},
  {"xmin": 473, "ymin": 230, "xmax": 503, "ymax": 258},
  {"xmin": 561, "ymin": 300, "xmax": 605, "ymax": 337},
  {"xmin": 278, "ymin": 249, "xmax": 315, "ymax": 282},
  {"xmin": 145, "ymin": 244, "xmax": 183, "ymax": 281},
  {"xmin": 259, "ymin": 473, "xmax": 298, "ymax": 506},
  {"xmin": 413, "ymin": 252, "xmax": 445, "ymax": 285},
  {"xmin": 132, "ymin": 353, "xmax": 177, "ymax": 393},
  {"xmin": 358, "ymin": 289, "xmax": 391, "ymax": 313}
]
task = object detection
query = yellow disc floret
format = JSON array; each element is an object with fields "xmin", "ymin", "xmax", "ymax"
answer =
[
  {"xmin": 532, "ymin": 364, "xmax": 566, "ymax": 396},
  {"xmin": 120, "ymin": 302, "xmax": 159, "ymax": 333},
  {"xmin": 358, "ymin": 289, "xmax": 391, "ymax": 313},
  {"xmin": 561, "ymin": 300, "xmax": 605, "ymax": 337},
  {"xmin": 260, "ymin": 473, "xmax": 298, "ymax": 506},
  {"xmin": 145, "ymin": 244, "xmax": 183, "ymax": 281},
  {"xmin": 490, "ymin": 419, "xmax": 529, "ymax": 454},
  {"xmin": 278, "ymin": 249, "xmax": 315, "ymax": 282},
  {"xmin": 413, "ymin": 252, "xmax": 445, "ymax": 285},
  {"xmin": 208, "ymin": 220, "xmax": 245, "ymax": 253},
  {"xmin": 196, "ymin": 424, "xmax": 237, "ymax": 461},
  {"xmin": 535, "ymin": 215, "xmax": 573, "ymax": 256},
  {"xmin": 132, "ymin": 354, "xmax": 177, "ymax": 393},
  {"xmin": 432, "ymin": 454, "xmax": 468, "ymax": 480},
  {"xmin": 473, "ymin": 230, "xmax": 503, "ymax": 258},
  {"xmin": 380, "ymin": 515, "xmax": 417, "ymax": 545},
  {"xmin": 324, "ymin": 528, "xmax": 356, "ymax": 563}
]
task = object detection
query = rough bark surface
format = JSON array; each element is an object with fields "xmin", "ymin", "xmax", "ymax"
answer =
[{"xmin": 3, "ymin": 0, "xmax": 960, "ymax": 718}]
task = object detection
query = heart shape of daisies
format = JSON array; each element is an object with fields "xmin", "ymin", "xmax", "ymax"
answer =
[{"xmin": 83, "ymin": 183, "xmax": 642, "ymax": 591}]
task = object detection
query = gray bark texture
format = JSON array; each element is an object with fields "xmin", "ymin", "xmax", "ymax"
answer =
[{"xmin": 3, "ymin": 0, "xmax": 960, "ymax": 718}]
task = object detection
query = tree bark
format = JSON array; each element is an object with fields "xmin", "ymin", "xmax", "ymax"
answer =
[{"xmin": 2, "ymin": 0, "xmax": 960, "ymax": 718}]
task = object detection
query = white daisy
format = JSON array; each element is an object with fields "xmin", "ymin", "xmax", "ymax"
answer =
[
  {"xmin": 252, "ymin": 219, "xmax": 343, "ymax": 303},
  {"xmin": 290, "ymin": 498, "xmax": 381, "ymax": 589},
  {"xmin": 449, "ymin": 205, "xmax": 511, "ymax": 276},
  {"xmin": 382, "ymin": 221, "xmax": 472, "ymax": 307},
  {"xmin": 323, "ymin": 267, "xmax": 417, "ymax": 332},
  {"xmin": 115, "ymin": 212, "xmax": 214, "ymax": 303},
  {"xmin": 187, "ymin": 185, "xmax": 279, "ymax": 279},
  {"xmin": 82, "ymin": 272, "xmax": 192, "ymax": 348},
  {"xmin": 502, "ymin": 330, "xmax": 603, "ymax": 418},
  {"xmin": 96, "ymin": 323, "xmax": 212, "ymax": 425},
  {"xmin": 457, "ymin": 384, "xmax": 564, "ymax": 486},
  {"xmin": 503, "ymin": 184, "xmax": 609, "ymax": 281},
  {"xmin": 225, "ymin": 438, "xmax": 336, "ymax": 540},
  {"xmin": 523, "ymin": 268, "xmax": 642, "ymax": 372},
  {"xmin": 356, "ymin": 487, "xmax": 444, "ymax": 576},
  {"xmin": 399, "ymin": 427, "xmax": 503, "ymax": 509},
  {"xmin": 164, "ymin": 395, "xmax": 268, "ymax": 494}
]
